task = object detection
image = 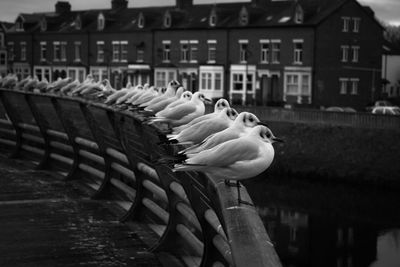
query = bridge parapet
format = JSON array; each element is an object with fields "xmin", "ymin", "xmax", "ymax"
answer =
[{"xmin": 0, "ymin": 88, "xmax": 281, "ymax": 267}]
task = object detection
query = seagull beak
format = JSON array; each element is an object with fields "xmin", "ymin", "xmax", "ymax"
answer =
[
  {"xmin": 257, "ymin": 121, "xmax": 269, "ymax": 127},
  {"xmin": 272, "ymin": 137, "xmax": 284, "ymax": 143}
]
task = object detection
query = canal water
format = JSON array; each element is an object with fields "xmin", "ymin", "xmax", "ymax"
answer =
[{"xmin": 245, "ymin": 176, "xmax": 400, "ymax": 267}]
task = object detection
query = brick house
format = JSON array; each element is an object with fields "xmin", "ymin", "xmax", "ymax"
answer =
[{"xmin": 5, "ymin": 0, "xmax": 383, "ymax": 110}]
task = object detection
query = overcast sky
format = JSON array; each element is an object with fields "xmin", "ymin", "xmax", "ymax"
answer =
[{"xmin": 0, "ymin": 0, "xmax": 399, "ymax": 26}]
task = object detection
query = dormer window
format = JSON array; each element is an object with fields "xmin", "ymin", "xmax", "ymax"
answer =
[
  {"xmin": 239, "ymin": 6, "xmax": 249, "ymax": 26},
  {"xmin": 40, "ymin": 18, "xmax": 47, "ymax": 32},
  {"xmin": 164, "ymin": 11, "xmax": 171, "ymax": 28},
  {"xmin": 294, "ymin": 5, "xmax": 304, "ymax": 24},
  {"xmin": 16, "ymin": 18, "xmax": 24, "ymax": 32},
  {"xmin": 209, "ymin": 7, "xmax": 217, "ymax": 27},
  {"xmin": 138, "ymin": 12, "xmax": 145, "ymax": 28},
  {"xmin": 98, "ymin": 13, "xmax": 105, "ymax": 31},
  {"xmin": 75, "ymin": 15, "xmax": 81, "ymax": 30}
]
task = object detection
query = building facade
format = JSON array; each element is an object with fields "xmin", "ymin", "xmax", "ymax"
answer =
[{"xmin": 4, "ymin": 0, "xmax": 383, "ymax": 110}]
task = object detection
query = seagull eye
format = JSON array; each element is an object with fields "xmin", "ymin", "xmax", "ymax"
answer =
[
  {"xmin": 249, "ymin": 117, "xmax": 254, "ymax": 122},
  {"xmin": 266, "ymin": 132, "xmax": 272, "ymax": 139}
]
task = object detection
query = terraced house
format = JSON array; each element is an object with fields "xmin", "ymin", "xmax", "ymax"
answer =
[{"xmin": 5, "ymin": 0, "xmax": 383, "ymax": 110}]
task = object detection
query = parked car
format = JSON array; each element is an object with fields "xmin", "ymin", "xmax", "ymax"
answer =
[
  {"xmin": 325, "ymin": 106, "xmax": 357, "ymax": 113},
  {"xmin": 371, "ymin": 106, "xmax": 400, "ymax": 115},
  {"xmin": 366, "ymin": 100, "xmax": 393, "ymax": 112}
]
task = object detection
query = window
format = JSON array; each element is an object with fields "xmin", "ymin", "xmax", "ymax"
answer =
[
  {"xmin": 342, "ymin": 17, "xmax": 350, "ymax": 32},
  {"xmin": 350, "ymin": 78, "xmax": 359, "ymax": 95},
  {"xmin": 20, "ymin": 42, "xmax": 26, "ymax": 61},
  {"xmin": 271, "ymin": 40, "xmax": 281, "ymax": 63},
  {"xmin": 98, "ymin": 13, "xmax": 105, "ymax": 31},
  {"xmin": 190, "ymin": 40, "xmax": 198, "ymax": 62},
  {"xmin": 155, "ymin": 69, "xmax": 176, "ymax": 87},
  {"xmin": 75, "ymin": 16, "xmax": 81, "ymax": 30},
  {"xmin": 239, "ymin": 6, "xmax": 249, "ymax": 26},
  {"xmin": 16, "ymin": 20, "xmax": 23, "ymax": 31},
  {"xmin": 233, "ymin": 73, "xmax": 244, "ymax": 91},
  {"xmin": 97, "ymin": 41, "xmax": 104, "ymax": 62},
  {"xmin": 162, "ymin": 41, "xmax": 171, "ymax": 62},
  {"xmin": 40, "ymin": 42, "xmax": 47, "ymax": 62},
  {"xmin": 41, "ymin": 18, "xmax": 47, "ymax": 32},
  {"xmin": 239, "ymin": 40, "xmax": 248, "ymax": 63},
  {"xmin": 285, "ymin": 73, "xmax": 311, "ymax": 98},
  {"xmin": 112, "ymin": 41, "xmax": 120, "ymax": 62},
  {"xmin": 200, "ymin": 72, "xmax": 222, "ymax": 91},
  {"xmin": 339, "ymin": 78, "xmax": 348, "ymax": 94},
  {"xmin": 60, "ymin": 41, "xmax": 67, "ymax": 61},
  {"xmin": 164, "ymin": 11, "xmax": 171, "ymax": 28},
  {"xmin": 53, "ymin": 42, "xmax": 61, "ymax": 61},
  {"xmin": 7, "ymin": 42, "xmax": 14, "ymax": 60},
  {"xmin": 341, "ymin": 45, "xmax": 349, "ymax": 62},
  {"xmin": 74, "ymin": 42, "xmax": 81, "ymax": 62},
  {"xmin": 0, "ymin": 33, "xmax": 4, "ymax": 47},
  {"xmin": 351, "ymin": 46, "xmax": 359, "ymax": 62},
  {"xmin": 121, "ymin": 41, "xmax": 128, "ymax": 62},
  {"xmin": 207, "ymin": 40, "xmax": 217, "ymax": 63},
  {"xmin": 180, "ymin": 41, "xmax": 189, "ymax": 62},
  {"xmin": 260, "ymin": 40, "xmax": 269, "ymax": 63},
  {"xmin": 353, "ymin": 18, "xmax": 360, "ymax": 33},
  {"xmin": 156, "ymin": 71, "xmax": 166, "ymax": 87},
  {"xmin": 209, "ymin": 11, "xmax": 217, "ymax": 27},
  {"xmin": 201, "ymin": 73, "xmax": 212, "ymax": 90},
  {"xmin": 294, "ymin": 5, "xmax": 304, "ymax": 24},
  {"xmin": 138, "ymin": 12, "xmax": 145, "ymax": 28},
  {"xmin": 137, "ymin": 48, "xmax": 144, "ymax": 62},
  {"xmin": 293, "ymin": 40, "xmax": 303, "ymax": 64}
]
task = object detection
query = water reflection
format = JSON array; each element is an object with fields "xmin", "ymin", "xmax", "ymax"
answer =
[{"xmin": 245, "ymin": 177, "xmax": 400, "ymax": 267}]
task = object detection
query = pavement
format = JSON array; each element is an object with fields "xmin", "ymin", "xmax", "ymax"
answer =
[{"xmin": 0, "ymin": 153, "xmax": 161, "ymax": 267}]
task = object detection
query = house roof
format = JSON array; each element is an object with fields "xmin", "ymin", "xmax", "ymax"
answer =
[{"xmin": 6, "ymin": 0, "xmax": 381, "ymax": 33}]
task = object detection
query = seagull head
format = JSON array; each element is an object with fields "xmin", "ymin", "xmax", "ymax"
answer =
[
  {"xmin": 193, "ymin": 92, "xmax": 212, "ymax": 104},
  {"xmin": 254, "ymin": 125, "xmax": 284, "ymax": 144},
  {"xmin": 175, "ymin": 86, "xmax": 186, "ymax": 97},
  {"xmin": 225, "ymin": 107, "xmax": 238, "ymax": 120},
  {"xmin": 180, "ymin": 91, "xmax": 192, "ymax": 100},
  {"xmin": 214, "ymin": 98, "xmax": 230, "ymax": 112},
  {"xmin": 234, "ymin": 112, "xmax": 261, "ymax": 128},
  {"xmin": 168, "ymin": 79, "xmax": 181, "ymax": 90}
]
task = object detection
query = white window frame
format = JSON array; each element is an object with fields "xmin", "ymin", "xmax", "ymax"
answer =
[
  {"xmin": 162, "ymin": 40, "xmax": 171, "ymax": 63},
  {"xmin": 34, "ymin": 66, "xmax": 51, "ymax": 82},
  {"xmin": 98, "ymin": 13, "xmax": 105, "ymax": 31},
  {"xmin": 352, "ymin": 17, "xmax": 360, "ymax": 33},
  {"xmin": 189, "ymin": 40, "xmax": 198, "ymax": 63},
  {"xmin": 342, "ymin": 17, "xmax": 350, "ymax": 32},
  {"xmin": 90, "ymin": 67, "xmax": 108, "ymax": 82},
  {"xmin": 154, "ymin": 68, "xmax": 177, "ymax": 87},
  {"xmin": 207, "ymin": 40, "xmax": 217, "ymax": 63},
  {"xmin": 341, "ymin": 45, "xmax": 349, "ymax": 62},
  {"xmin": 74, "ymin": 41, "xmax": 81, "ymax": 62},
  {"xmin": 8, "ymin": 42, "xmax": 14, "ymax": 61},
  {"xmin": 138, "ymin": 13, "xmax": 145, "ymax": 29},
  {"xmin": 283, "ymin": 71, "xmax": 312, "ymax": 104},
  {"xmin": 60, "ymin": 41, "xmax": 67, "ymax": 62},
  {"xmin": 97, "ymin": 41, "xmax": 104, "ymax": 63},
  {"xmin": 260, "ymin": 40, "xmax": 270, "ymax": 63},
  {"xmin": 199, "ymin": 66, "xmax": 224, "ymax": 99},
  {"xmin": 112, "ymin": 41, "xmax": 120, "ymax": 62},
  {"xmin": 20, "ymin": 42, "xmax": 27, "ymax": 61},
  {"xmin": 40, "ymin": 42, "xmax": 46, "ymax": 62},
  {"xmin": 351, "ymin": 46, "xmax": 359, "ymax": 63},
  {"xmin": 121, "ymin": 41, "xmax": 128, "ymax": 62},
  {"xmin": 350, "ymin": 78, "xmax": 359, "ymax": 95},
  {"xmin": 136, "ymin": 48, "xmax": 144, "ymax": 62},
  {"xmin": 53, "ymin": 41, "xmax": 60, "ymax": 61},
  {"xmin": 239, "ymin": 40, "xmax": 248, "ymax": 63},
  {"xmin": 271, "ymin": 40, "xmax": 281, "ymax": 64},
  {"xmin": 293, "ymin": 39, "xmax": 303, "ymax": 64},
  {"xmin": 180, "ymin": 40, "xmax": 189, "ymax": 62},
  {"xmin": 339, "ymin": 78, "xmax": 348, "ymax": 95}
]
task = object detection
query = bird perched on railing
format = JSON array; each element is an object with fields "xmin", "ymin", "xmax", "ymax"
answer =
[
  {"xmin": 165, "ymin": 107, "xmax": 238, "ymax": 146},
  {"xmin": 46, "ymin": 77, "xmax": 73, "ymax": 94},
  {"xmin": 148, "ymin": 92, "xmax": 212, "ymax": 127},
  {"xmin": 1, "ymin": 74, "xmax": 18, "ymax": 89},
  {"xmin": 59, "ymin": 78, "xmax": 80, "ymax": 95},
  {"xmin": 34, "ymin": 77, "xmax": 49, "ymax": 93},
  {"xmin": 104, "ymin": 81, "xmax": 133, "ymax": 105},
  {"xmin": 142, "ymin": 86, "xmax": 186, "ymax": 114},
  {"xmin": 139, "ymin": 80, "xmax": 181, "ymax": 109},
  {"xmin": 22, "ymin": 76, "xmax": 39, "ymax": 92},
  {"xmin": 173, "ymin": 125, "xmax": 282, "ymax": 204},
  {"xmin": 180, "ymin": 112, "xmax": 266, "ymax": 156},
  {"xmin": 14, "ymin": 75, "xmax": 32, "ymax": 90},
  {"xmin": 172, "ymin": 98, "xmax": 231, "ymax": 135},
  {"xmin": 69, "ymin": 74, "xmax": 94, "ymax": 95}
]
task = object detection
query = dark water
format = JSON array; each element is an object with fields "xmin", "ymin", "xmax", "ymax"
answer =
[{"xmin": 245, "ymin": 176, "xmax": 400, "ymax": 267}]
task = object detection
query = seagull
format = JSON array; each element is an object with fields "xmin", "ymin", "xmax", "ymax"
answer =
[
  {"xmin": 143, "ymin": 86, "xmax": 186, "ymax": 114},
  {"xmin": 15, "ymin": 75, "xmax": 32, "ymax": 90},
  {"xmin": 173, "ymin": 125, "xmax": 283, "ymax": 204},
  {"xmin": 35, "ymin": 77, "xmax": 49, "ymax": 92},
  {"xmin": 180, "ymin": 112, "xmax": 267, "ymax": 157},
  {"xmin": 128, "ymin": 85, "xmax": 158, "ymax": 106},
  {"xmin": 115, "ymin": 84, "xmax": 143, "ymax": 105},
  {"xmin": 46, "ymin": 77, "xmax": 73, "ymax": 93},
  {"xmin": 70, "ymin": 74, "xmax": 94, "ymax": 95},
  {"xmin": 149, "ymin": 92, "xmax": 212, "ymax": 127},
  {"xmin": 172, "ymin": 98, "xmax": 231, "ymax": 134},
  {"xmin": 60, "ymin": 79, "xmax": 80, "ymax": 95},
  {"xmin": 161, "ymin": 91, "xmax": 192, "ymax": 111},
  {"xmin": 22, "ymin": 76, "xmax": 39, "ymax": 91},
  {"xmin": 139, "ymin": 80, "xmax": 180, "ymax": 108},
  {"xmin": 166, "ymin": 107, "xmax": 238, "ymax": 145}
]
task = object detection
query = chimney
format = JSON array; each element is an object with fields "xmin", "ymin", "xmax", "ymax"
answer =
[
  {"xmin": 176, "ymin": 0, "xmax": 193, "ymax": 9},
  {"xmin": 55, "ymin": 1, "xmax": 71, "ymax": 14},
  {"xmin": 112, "ymin": 0, "xmax": 128, "ymax": 10}
]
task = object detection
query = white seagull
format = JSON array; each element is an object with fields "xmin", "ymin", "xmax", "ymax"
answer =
[{"xmin": 143, "ymin": 86, "xmax": 186, "ymax": 114}]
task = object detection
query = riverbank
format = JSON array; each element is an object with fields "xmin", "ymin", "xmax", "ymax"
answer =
[{"xmin": 258, "ymin": 121, "xmax": 400, "ymax": 187}]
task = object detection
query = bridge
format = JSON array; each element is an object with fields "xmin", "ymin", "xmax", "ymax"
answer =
[{"xmin": 0, "ymin": 88, "xmax": 281, "ymax": 267}]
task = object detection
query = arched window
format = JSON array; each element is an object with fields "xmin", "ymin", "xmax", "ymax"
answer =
[
  {"xmin": 164, "ymin": 11, "xmax": 171, "ymax": 28},
  {"xmin": 138, "ymin": 12, "xmax": 145, "ymax": 28},
  {"xmin": 98, "ymin": 13, "xmax": 105, "ymax": 31},
  {"xmin": 239, "ymin": 6, "xmax": 249, "ymax": 26},
  {"xmin": 75, "ymin": 15, "xmax": 82, "ymax": 30},
  {"xmin": 16, "ymin": 17, "xmax": 24, "ymax": 32},
  {"xmin": 294, "ymin": 5, "xmax": 304, "ymax": 24},
  {"xmin": 40, "ymin": 17, "xmax": 47, "ymax": 32},
  {"xmin": 209, "ymin": 7, "xmax": 217, "ymax": 27}
]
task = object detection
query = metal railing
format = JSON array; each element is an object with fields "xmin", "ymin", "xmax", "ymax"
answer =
[
  {"xmin": 0, "ymin": 88, "xmax": 281, "ymax": 267},
  {"xmin": 232, "ymin": 106, "xmax": 400, "ymax": 130}
]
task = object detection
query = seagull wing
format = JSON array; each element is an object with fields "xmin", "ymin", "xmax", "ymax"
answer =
[
  {"xmin": 186, "ymin": 138, "xmax": 259, "ymax": 167},
  {"xmin": 162, "ymin": 103, "xmax": 197, "ymax": 120}
]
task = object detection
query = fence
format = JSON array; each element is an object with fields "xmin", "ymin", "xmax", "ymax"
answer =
[
  {"xmin": 230, "ymin": 106, "xmax": 400, "ymax": 130},
  {"xmin": 0, "ymin": 88, "xmax": 281, "ymax": 267}
]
